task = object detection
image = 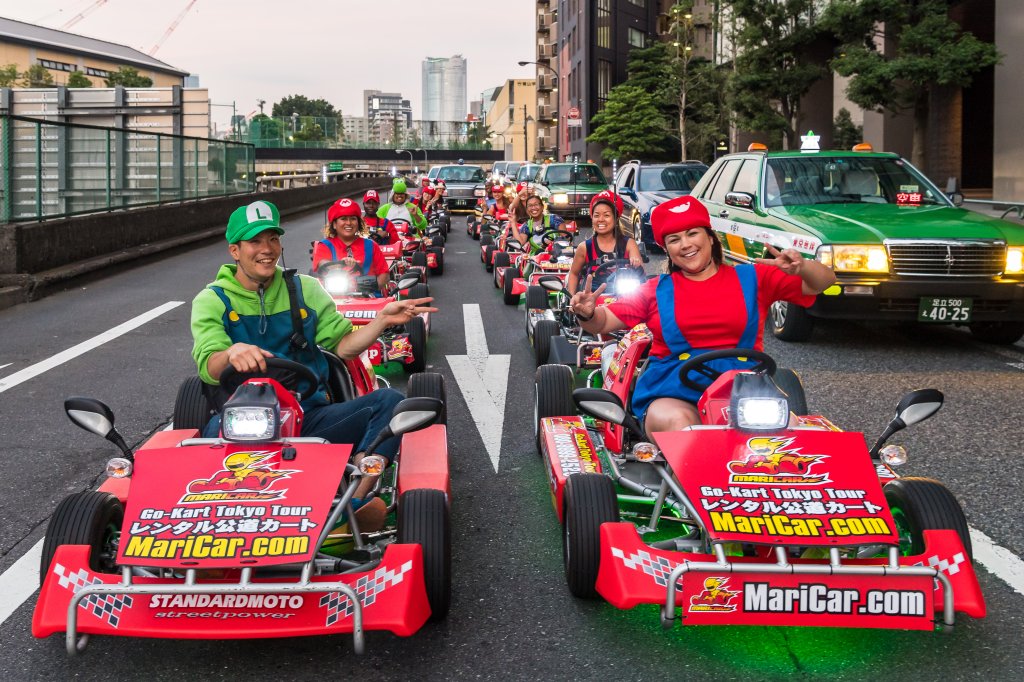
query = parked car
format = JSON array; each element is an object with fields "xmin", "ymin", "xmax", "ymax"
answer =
[{"xmin": 614, "ymin": 160, "xmax": 708, "ymax": 247}]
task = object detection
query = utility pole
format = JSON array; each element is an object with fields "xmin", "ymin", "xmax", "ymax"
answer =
[
  {"xmin": 522, "ymin": 104, "xmax": 528, "ymax": 160},
  {"xmin": 672, "ymin": 4, "xmax": 695, "ymax": 161}
]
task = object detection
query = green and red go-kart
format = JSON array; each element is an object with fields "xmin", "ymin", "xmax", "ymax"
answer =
[
  {"xmin": 315, "ymin": 262, "xmax": 430, "ymax": 374},
  {"xmin": 466, "ymin": 200, "xmax": 488, "ymax": 239},
  {"xmin": 526, "ymin": 258, "xmax": 646, "ymax": 367},
  {"xmin": 34, "ymin": 357, "xmax": 452, "ymax": 655},
  {"xmin": 385, "ymin": 218, "xmax": 445, "ymax": 277},
  {"xmin": 490, "ymin": 229, "xmax": 579, "ymax": 306},
  {"xmin": 478, "ymin": 215, "xmax": 510, "ymax": 266},
  {"xmin": 534, "ymin": 338, "xmax": 985, "ymax": 632}
]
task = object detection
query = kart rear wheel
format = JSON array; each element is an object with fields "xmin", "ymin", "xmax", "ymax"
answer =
[
  {"xmin": 525, "ymin": 285, "xmax": 548, "ymax": 310},
  {"xmin": 404, "ymin": 315, "xmax": 427, "ymax": 374},
  {"xmin": 408, "ymin": 283, "xmax": 430, "ymax": 300},
  {"xmin": 40, "ymin": 491, "xmax": 123, "ymax": 585},
  {"xmin": 407, "ymin": 372, "xmax": 447, "ymax": 425},
  {"xmin": 397, "ymin": 489, "xmax": 451, "ymax": 621},
  {"xmin": 173, "ymin": 375, "xmax": 214, "ymax": 431},
  {"xmin": 769, "ymin": 301, "xmax": 814, "ymax": 342},
  {"xmin": 492, "ymin": 252, "xmax": 510, "ymax": 288},
  {"xmin": 484, "ymin": 246, "xmax": 496, "ymax": 272},
  {"xmin": 411, "ymin": 251, "xmax": 428, "ymax": 269},
  {"xmin": 535, "ymin": 363, "xmax": 576, "ymax": 456},
  {"xmin": 429, "ymin": 247, "xmax": 444, "ymax": 276},
  {"xmin": 480, "ymin": 234, "xmax": 494, "ymax": 248},
  {"xmin": 883, "ymin": 477, "xmax": 973, "ymax": 560},
  {"xmin": 503, "ymin": 267, "xmax": 522, "ymax": 305},
  {"xmin": 772, "ymin": 368, "xmax": 808, "ymax": 417},
  {"xmin": 406, "ymin": 266, "xmax": 427, "ymax": 285},
  {"xmin": 563, "ymin": 474, "xmax": 619, "ymax": 599},
  {"xmin": 533, "ymin": 319, "xmax": 560, "ymax": 366}
]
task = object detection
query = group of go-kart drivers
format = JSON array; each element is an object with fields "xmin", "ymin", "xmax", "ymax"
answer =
[{"xmin": 189, "ymin": 170, "xmax": 835, "ymax": 531}]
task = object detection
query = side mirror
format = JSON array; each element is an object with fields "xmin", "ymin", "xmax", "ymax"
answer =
[
  {"xmin": 573, "ymin": 388, "xmax": 646, "ymax": 441},
  {"xmin": 869, "ymin": 389, "xmax": 944, "ymax": 457},
  {"xmin": 948, "ymin": 192, "xmax": 964, "ymax": 207},
  {"xmin": 619, "ymin": 187, "xmax": 637, "ymax": 201},
  {"xmin": 64, "ymin": 397, "xmax": 134, "ymax": 461},
  {"xmin": 725, "ymin": 192, "xmax": 755, "ymax": 209},
  {"xmin": 360, "ymin": 397, "xmax": 444, "ymax": 458},
  {"xmin": 396, "ymin": 275, "xmax": 420, "ymax": 290},
  {"xmin": 540, "ymin": 277, "xmax": 564, "ymax": 292}
]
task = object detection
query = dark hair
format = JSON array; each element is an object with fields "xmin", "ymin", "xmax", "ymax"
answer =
[
  {"xmin": 591, "ymin": 199, "xmax": 625, "ymax": 239},
  {"xmin": 664, "ymin": 227, "xmax": 723, "ymax": 273},
  {"xmin": 324, "ymin": 214, "xmax": 364, "ymax": 238}
]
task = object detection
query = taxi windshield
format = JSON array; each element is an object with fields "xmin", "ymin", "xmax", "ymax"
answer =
[
  {"xmin": 437, "ymin": 166, "xmax": 485, "ymax": 182},
  {"xmin": 517, "ymin": 164, "xmax": 542, "ymax": 181},
  {"xmin": 763, "ymin": 157, "xmax": 950, "ymax": 208},
  {"xmin": 544, "ymin": 164, "xmax": 607, "ymax": 185}
]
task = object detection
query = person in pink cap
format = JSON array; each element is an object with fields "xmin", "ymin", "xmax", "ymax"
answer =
[
  {"xmin": 312, "ymin": 197, "xmax": 390, "ymax": 295},
  {"xmin": 566, "ymin": 190, "xmax": 643, "ymax": 295},
  {"xmin": 484, "ymin": 183, "xmax": 511, "ymax": 221},
  {"xmin": 360, "ymin": 189, "xmax": 400, "ymax": 245},
  {"xmin": 568, "ymin": 195, "xmax": 835, "ymax": 436}
]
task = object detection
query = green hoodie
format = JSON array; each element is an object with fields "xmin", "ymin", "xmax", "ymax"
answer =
[
  {"xmin": 190, "ymin": 265, "xmax": 352, "ymax": 384},
  {"xmin": 377, "ymin": 202, "xmax": 427, "ymax": 231}
]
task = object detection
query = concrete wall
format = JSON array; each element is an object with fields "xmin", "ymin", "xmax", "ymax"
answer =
[{"xmin": 993, "ymin": 1, "xmax": 1024, "ymax": 199}]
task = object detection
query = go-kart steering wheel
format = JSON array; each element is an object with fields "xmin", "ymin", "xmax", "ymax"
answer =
[
  {"xmin": 220, "ymin": 357, "xmax": 321, "ymax": 401},
  {"xmin": 539, "ymin": 229, "xmax": 575, "ymax": 246},
  {"xmin": 677, "ymin": 348, "xmax": 777, "ymax": 392},
  {"xmin": 589, "ymin": 258, "xmax": 637, "ymax": 283}
]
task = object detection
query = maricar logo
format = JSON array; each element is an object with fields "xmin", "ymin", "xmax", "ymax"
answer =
[
  {"xmin": 689, "ymin": 577, "xmax": 740, "ymax": 613},
  {"xmin": 728, "ymin": 436, "xmax": 829, "ymax": 485},
  {"xmin": 180, "ymin": 451, "xmax": 298, "ymax": 503}
]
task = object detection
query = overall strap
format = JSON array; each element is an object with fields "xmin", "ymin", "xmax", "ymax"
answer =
[
  {"xmin": 283, "ymin": 269, "xmax": 310, "ymax": 352},
  {"xmin": 209, "ymin": 285, "xmax": 233, "ymax": 314},
  {"xmin": 319, "ymin": 239, "xmax": 339, "ymax": 261},
  {"xmin": 361, "ymin": 238, "xmax": 375, "ymax": 275},
  {"xmin": 654, "ymin": 274, "xmax": 691, "ymax": 356},
  {"xmin": 734, "ymin": 264, "xmax": 760, "ymax": 349}
]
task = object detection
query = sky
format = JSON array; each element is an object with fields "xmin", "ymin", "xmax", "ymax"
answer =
[{"xmin": 6, "ymin": 0, "xmax": 538, "ymax": 129}]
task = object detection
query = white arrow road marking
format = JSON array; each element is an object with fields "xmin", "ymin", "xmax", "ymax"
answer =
[
  {"xmin": 0, "ymin": 301, "xmax": 184, "ymax": 394},
  {"xmin": 446, "ymin": 304, "xmax": 510, "ymax": 472}
]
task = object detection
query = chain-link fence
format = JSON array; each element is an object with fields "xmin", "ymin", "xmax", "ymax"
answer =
[
  {"xmin": 240, "ymin": 116, "xmax": 495, "ymax": 150},
  {"xmin": 1, "ymin": 115, "xmax": 255, "ymax": 222}
]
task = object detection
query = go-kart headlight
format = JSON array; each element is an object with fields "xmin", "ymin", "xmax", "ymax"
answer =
[
  {"xmin": 106, "ymin": 457, "xmax": 132, "ymax": 478},
  {"xmin": 358, "ymin": 455, "xmax": 388, "ymax": 476},
  {"xmin": 821, "ymin": 245, "xmax": 888, "ymax": 273},
  {"xmin": 322, "ymin": 272, "xmax": 353, "ymax": 295},
  {"xmin": 614, "ymin": 276, "xmax": 643, "ymax": 295},
  {"xmin": 729, "ymin": 372, "xmax": 789, "ymax": 431},
  {"xmin": 879, "ymin": 444, "xmax": 908, "ymax": 467},
  {"xmin": 1006, "ymin": 247, "xmax": 1024, "ymax": 274},
  {"xmin": 223, "ymin": 405, "xmax": 279, "ymax": 442},
  {"xmin": 630, "ymin": 442, "xmax": 662, "ymax": 462},
  {"xmin": 551, "ymin": 193, "xmax": 569, "ymax": 205}
]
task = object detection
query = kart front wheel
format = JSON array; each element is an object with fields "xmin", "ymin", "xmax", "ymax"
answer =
[
  {"xmin": 525, "ymin": 285, "xmax": 548, "ymax": 310},
  {"xmin": 480, "ymin": 234, "xmax": 494, "ymax": 248},
  {"xmin": 563, "ymin": 474, "xmax": 619, "ymax": 599},
  {"xmin": 884, "ymin": 477, "xmax": 973, "ymax": 560},
  {"xmin": 535, "ymin": 363, "xmax": 576, "ymax": 456},
  {"xmin": 40, "ymin": 492, "xmax": 123, "ymax": 585},
  {"xmin": 772, "ymin": 368, "xmax": 808, "ymax": 416},
  {"xmin": 533, "ymin": 319, "xmax": 560, "ymax": 366},
  {"xmin": 173, "ymin": 375, "xmax": 214, "ymax": 431},
  {"xmin": 408, "ymin": 283, "xmax": 430, "ymax": 300},
  {"xmin": 411, "ymin": 251, "xmax": 428, "ymax": 270},
  {"xmin": 398, "ymin": 489, "xmax": 451, "ymax": 621},
  {"xmin": 404, "ymin": 315, "xmax": 427, "ymax": 374},
  {"xmin": 503, "ymin": 267, "xmax": 522, "ymax": 305},
  {"xmin": 407, "ymin": 372, "xmax": 447, "ymax": 425},
  {"xmin": 484, "ymin": 246, "xmax": 496, "ymax": 272},
  {"xmin": 770, "ymin": 301, "xmax": 814, "ymax": 342}
]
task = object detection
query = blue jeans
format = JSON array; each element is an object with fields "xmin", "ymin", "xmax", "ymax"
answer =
[{"xmin": 203, "ymin": 388, "xmax": 404, "ymax": 461}]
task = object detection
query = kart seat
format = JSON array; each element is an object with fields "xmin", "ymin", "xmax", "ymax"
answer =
[{"xmin": 321, "ymin": 348, "xmax": 356, "ymax": 403}]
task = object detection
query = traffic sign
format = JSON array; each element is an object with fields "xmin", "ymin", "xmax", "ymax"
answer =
[
  {"xmin": 327, "ymin": 162, "xmax": 344, "ymax": 172},
  {"xmin": 567, "ymin": 107, "xmax": 581, "ymax": 120}
]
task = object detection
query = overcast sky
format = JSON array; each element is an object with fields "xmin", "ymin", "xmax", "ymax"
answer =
[{"xmin": 7, "ymin": 0, "xmax": 537, "ymax": 128}]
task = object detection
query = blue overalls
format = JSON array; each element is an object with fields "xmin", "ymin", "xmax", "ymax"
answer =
[
  {"xmin": 318, "ymin": 237, "xmax": 376, "ymax": 275},
  {"xmin": 631, "ymin": 265, "xmax": 760, "ymax": 424}
]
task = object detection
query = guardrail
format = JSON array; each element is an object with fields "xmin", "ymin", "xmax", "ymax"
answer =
[
  {"xmin": 962, "ymin": 198, "xmax": 1024, "ymax": 220},
  {"xmin": 255, "ymin": 169, "xmax": 388, "ymax": 190}
]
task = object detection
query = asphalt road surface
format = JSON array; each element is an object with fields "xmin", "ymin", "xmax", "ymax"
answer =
[{"xmin": 1, "ymin": 204, "xmax": 1023, "ymax": 681}]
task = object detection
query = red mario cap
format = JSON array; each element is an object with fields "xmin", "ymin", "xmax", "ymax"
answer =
[
  {"xmin": 650, "ymin": 195, "xmax": 711, "ymax": 247},
  {"xmin": 491, "ymin": 183, "xmax": 504, "ymax": 193},
  {"xmin": 362, "ymin": 190, "xmax": 380, "ymax": 203},
  {"xmin": 589, "ymin": 190, "xmax": 624, "ymax": 218},
  {"xmin": 328, "ymin": 197, "xmax": 361, "ymax": 222}
]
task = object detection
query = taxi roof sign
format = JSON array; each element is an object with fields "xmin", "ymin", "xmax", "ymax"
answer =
[
  {"xmin": 747, "ymin": 142, "xmax": 768, "ymax": 152},
  {"xmin": 852, "ymin": 142, "xmax": 874, "ymax": 152},
  {"xmin": 800, "ymin": 131, "xmax": 821, "ymax": 152}
]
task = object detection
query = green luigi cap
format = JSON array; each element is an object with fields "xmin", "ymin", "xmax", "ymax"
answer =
[
  {"xmin": 226, "ymin": 200, "xmax": 284, "ymax": 243},
  {"xmin": 392, "ymin": 178, "xmax": 408, "ymax": 194}
]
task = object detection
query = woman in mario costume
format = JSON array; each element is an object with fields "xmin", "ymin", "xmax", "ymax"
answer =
[
  {"xmin": 566, "ymin": 189, "xmax": 643, "ymax": 295},
  {"xmin": 568, "ymin": 195, "xmax": 835, "ymax": 438},
  {"xmin": 311, "ymin": 197, "xmax": 391, "ymax": 296}
]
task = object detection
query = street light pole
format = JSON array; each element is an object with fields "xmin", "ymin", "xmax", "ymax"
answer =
[
  {"xmin": 395, "ymin": 148, "xmax": 414, "ymax": 172},
  {"xmin": 518, "ymin": 60, "xmax": 559, "ymax": 161},
  {"xmin": 416, "ymin": 148, "xmax": 428, "ymax": 165}
]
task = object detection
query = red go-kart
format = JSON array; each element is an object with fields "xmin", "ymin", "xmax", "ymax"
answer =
[{"xmin": 490, "ymin": 228, "xmax": 577, "ymax": 306}]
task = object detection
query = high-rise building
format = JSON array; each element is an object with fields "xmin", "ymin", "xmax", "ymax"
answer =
[
  {"xmin": 422, "ymin": 55, "xmax": 468, "ymax": 121},
  {"xmin": 342, "ymin": 115, "xmax": 370, "ymax": 145},
  {"xmin": 534, "ymin": 1, "xmax": 558, "ymax": 159},
  {"xmin": 484, "ymin": 79, "xmax": 538, "ymax": 161},
  {"xmin": 363, "ymin": 90, "xmax": 413, "ymax": 128}
]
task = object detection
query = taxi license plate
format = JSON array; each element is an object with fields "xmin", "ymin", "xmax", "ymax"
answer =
[
  {"xmin": 918, "ymin": 297, "xmax": 972, "ymax": 323},
  {"xmin": 578, "ymin": 208, "xmax": 589, "ymax": 216}
]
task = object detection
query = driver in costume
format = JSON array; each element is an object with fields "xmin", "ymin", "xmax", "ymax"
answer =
[
  {"xmin": 568, "ymin": 195, "xmax": 835, "ymax": 438},
  {"xmin": 360, "ymin": 190, "xmax": 400, "ymax": 245},
  {"xmin": 510, "ymin": 192, "xmax": 564, "ymax": 254},
  {"xmin": 191, "ymin": 200, "xmax": 436, "ymax": 528},
  {"xmin": 377, "ymin": 178, "xmax": 427, "ymax": 236},
  {"xmin": 566, "ymin": 190, "xmax": 643, "ymax": 295},
  {"xmin": 311, "ymin": 198, "xmax": 390, "ymax": 296}
]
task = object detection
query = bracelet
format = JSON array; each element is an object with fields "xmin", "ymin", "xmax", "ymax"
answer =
[{"xmin": 575, "ymin": 308, "xmax": 595, "ymax": 322}]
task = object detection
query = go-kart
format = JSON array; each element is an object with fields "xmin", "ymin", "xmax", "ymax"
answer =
[
  {"xmin": 316, "ymin": 262, "xmax": 430, "ymax": 373},
  {"xmin": 385, "ymin": 218, "xmax": 445, "ymax": 277},
  {"xmin": 534, "ymin": 345, "xmax": 985, "ymax": 632},
  {"xmin": 34, "ymin": 357, "xmax": 452, "ymax": 655},
  {"xmin": 527, "ymin": 259, "xmax": 646, "ymax": 367},
  {"xmin": 466, "ymin": 201, "xmax": 487, "ymax": 239},
  {"xmin": 491, "ymin": 229, "xmax": 578, "ymax": 307}
]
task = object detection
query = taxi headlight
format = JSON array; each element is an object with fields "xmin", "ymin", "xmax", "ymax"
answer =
[
  {"xmin": 223, "ymin": 405, "xmax": 279, "ymax": 442},
  {"xmin": 106, "ymin": 457, "xmax": 133, "ymax": 478},
  {"xmin": 474, "ymin": 188, "xmax": 486, "ymax": 197},
  {"xmin": 1006, "ymin": 247, "xmax": 1024, "ymax": 274},
  {"xmin": 829, "ymin": 245, "xmax": 889, "ymax": 273},
  {"xmin": 551, "ymin": 193, "xmax": 569, "ymax": 205}
]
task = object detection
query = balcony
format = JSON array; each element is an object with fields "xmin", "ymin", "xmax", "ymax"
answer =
[
  {"xmin": 538, "ymin": 42, "xmax": 555, "ymax": 60},
  {"xmin": 538, "ymin": 16, "xmax": 550, "ymax": 33},
  {"xmin": 537, "ymin": 0, "xmax": 549, "ymax": 5},
  {"xmin": 538, "ymin": 105, "xmax": 554, "ymax": 121},
  {"xmin": 537, "ymin": 73, "xmax": 555, "ymax": 91}
]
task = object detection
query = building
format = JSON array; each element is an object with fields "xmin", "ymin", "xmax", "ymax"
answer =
[
  {"xmin": 0, "ymin": 15, "xmax": 189, "ymax": 87},
  {"xmin": 342, "ymin": 115, "xmax": 370, "ymax": 146},
  {"xmin": 422, "ymin": 55, "xmax": 467, "ymax": 122},
  {"xmin": 480, "ymin": 86, "xmax": 501, "ymax": 119},
  {"xmin": 534, "ymin": 1, "xmax": 558, "ymax": 159},
  {"xmin": 484, "ymin": 79, "xmax": 538, "ymax": 161},
  {"xmin": 363, "ymin": 89, "xmax": 413, "ymax": 129}
]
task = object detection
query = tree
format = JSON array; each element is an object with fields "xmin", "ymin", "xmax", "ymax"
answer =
[
  {"xmin": 588, "ymin": 86, "xmax": 670, "ymax": 161},
  {"xmin": 104, "ymin": 67, "xmax": 153, "ymax": 87},
  {"xmin": 824, "ymin": 0, "xmax": 999, "ymax": 170},
  {"xmin": 0, "ymin": 63, "xmax": 18, "ymax": 87},
  {"xmin": 730, "ymin": 0, "xmax": 829, "ymax": 150},
  {"xmin": 832, "ymin": 108, "xmax": 862, "ymax": 150},
  {"xmin": 66, "ymin": 71, "xmax": 92, "ymax": 88},
  {"xmin": 247, "ymin": 114, "xmax": 284, "ymax": 146},
  {"xmin": 21, "ymin": 64, "xmax": 54, "ymax": 87},
  {"xmin": 292, "ymin": 120, "xmax": 325, "ymax": 142},
  {"xmin": 271, "ymin": 95, "xmax": 338, "ymax": 119},
  {"xmin": 621, "ymin": 41, "xmax": 682, "ymax": 160}
]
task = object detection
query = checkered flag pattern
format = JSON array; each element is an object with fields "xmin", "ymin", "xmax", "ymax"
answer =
[
  {"xmin": 53, "ymin": 563, "xmax": 133, "ymax": 629},
  {"xmin": 927, "ymin": 552, "xmax": 967, "ymax": 576},
  {"xmin": 320, "ymin": 560, "xmax": 415, "ymax": 626},
  {"xmin": 610, "ymin": 547, "xmax": 681, "ymax": 588}
]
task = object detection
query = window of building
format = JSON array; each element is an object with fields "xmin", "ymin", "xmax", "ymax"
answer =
[
  {"xmin": 596, "ymin": 0, "xmax": 611, "ymax": 49},
  {"xmin": 628, "ymin": 0, "xmax": 646, "ymax": 6},
  {"xmin": 39, "ymin": 59, "xmax": 75, "ymax": 72},
  {"xmin": 628, "ymin": 28, "xmax": 646, "ymax": 48},
  {"xmin": 85, "ymin": 67, "xmax": 110, "ymax": 77},
  {"xmin": 597, "ymin": 60, "xmax": 612, "ymax": 112}
]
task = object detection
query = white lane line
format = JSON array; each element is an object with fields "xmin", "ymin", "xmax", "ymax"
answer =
[
  {"xmin": 447, "ymin": 304, "xmax": 510, "ymax": 472},
  {"xmin": 971, "ymin": 526, "xmax": 1024, "ymax": 596},
  {"xmin": 0, "ymin": 363, "xmax": 11, "ymax": 371},
  {"xmin": 0, "ymin": 301, "xmax": 184, "ymax": 394},
  {"xmin": 0, "ymin": 539, "xmax": 42, "ymax": 626}
]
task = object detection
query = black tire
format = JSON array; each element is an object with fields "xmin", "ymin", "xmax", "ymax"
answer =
[
  {"xmin": 408, "ymin": 283, "xmax": 430, "ymax": 300},
  {"xmin": 968, "ymin": 321, "xmax": 1024, "ymax": 345},
  {"xmin": 429, "ymin": 247, "xmax": 444, "ymax": 276},
  {"xmin": 492, "ymin": 252, "xmax": 511, "ymax": 288},
  {"xmin": 884, "ymin": 477, "xmax": 972, "ymax": 560},
  {"xmin": 769, "ymin": 301, "xmax": 815, "ymax": 342},
  {"xmin": 480, "ymin": 234, "xmax": 494, "ymax": 248},
  {"xmin": 525, "ymin": 285, "xmax": 549, "ymax": 310},
  {"xmin": 397, "ymin": 489, "xmax": 451, "ymax": 621},
  {"xmin": 772, "ymin": 368, "xmax": 808, "ymax": 416},
  {"xmin": 411, "ymin": 251, "xmax": 428, "ymax": 269},
  {"xmin": 406, "ymin": 266, "xmax": 427, "ymax": 284},
  {"xmin": 484, "ymin": 246, "xmax": 496, "ymax": 272},
  {"xmin": 404, "ymin": 315, "xmax": 427, "ymax": 374},
  {"xmin": 533, "ymin": 319, "xmax": 560, "ymax": 366},
  {"xmin": 407, "ymin": 372, "xmax": 447, "ymax": 425},
  {"xmin": 503, "ymin": 267, "xmax": 522, "ymax": 305},
  {"xmin": 173, "ymin": 375, "xmax": 213, "ymax": 431},
  {"xmin": 40, "ymin": 492, "xmax": 123, "ymax": 585},
  {"xmin": 535, "ymin": 363, "xmax": 576, "ymax": 456},
  {"xmin": 563, "ymin": 474, "xmax": 619, "ymax": 599}
]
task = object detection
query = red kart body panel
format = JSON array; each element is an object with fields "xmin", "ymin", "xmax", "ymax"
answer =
[
  {"xmin": 595, "ymin": 523, "xmax": 985, "ymax": 628},
  {"xmin": 330, "ymin": 295, "xmax": 429, "ymax": 368},
  {"xmin": 397, "ymin": 424, "xmax": 450, "ymax": 499},
  {"xmin": 539, "ymin": 417, "xmax": 603, "ymax": 522},
  {"xmin": 34, "ymin": 543, "xmax": 429, "ymax": 639},
  {"xmin": 600, "ymin": 326, "xmax": 653, "ymax": 454}
]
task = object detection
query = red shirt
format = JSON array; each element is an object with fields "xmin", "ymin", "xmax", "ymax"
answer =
[
  {"xmin": 606, "ymin": 264, "xmax": 814, "ymax": 358},
  {"xmin": 311, "ymin": 236, "xmax": 389, "ymax": 275},
  {"xmin": 363, "ymin": 216, "xmax": 401, "ymax": 245}
]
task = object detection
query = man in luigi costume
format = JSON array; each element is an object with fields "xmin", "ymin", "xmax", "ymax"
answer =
[
  {"xmin": 376, "ymin": 178, "xmax": 428, "ymax": 234},
  {"xmin": 190, "ymin": 200, "xmax": 436, "ymax": 527}
]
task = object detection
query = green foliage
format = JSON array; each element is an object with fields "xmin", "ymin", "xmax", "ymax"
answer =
[
  {"xmin": 248, "ymin": 114, "xmax": 284, "ymax": 145},
  {"xmin": 0, "ymin": 63, "xmax": 18, "ymax": 87},
  {"xmin": 683, "ymin": 60, "xmax": 731, "ymax": 161},
  {"xmin": 588, "ymin": 86, "xmax": 670, "ymax": 161},
  {"xmin": 292, "ymin": 120, "xmax": 325, "ymax": 142},
  {"xmin": 271, "ymin": 95, "xmax": 338, "ymax": 119},
  {"xmin": 104, "ymin": 67, "xmax": 153, "ymax": 87},
  {"xmin": 21, "ymin": 64, "xmax": 54, "ymax": 87},
  {"xmin": 66, "ymin": 71, "xmax": 92, "ymax": 88},
  {"xmin": 832, "ymin": 108, "xmax": 863, "ymax": 150}
]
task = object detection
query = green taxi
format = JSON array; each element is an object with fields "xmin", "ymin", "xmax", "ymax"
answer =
[
  {"xmin": 689, "ymin": 145, "xmax": 1024, "ymax": 344},
  {"xmin": 532, "ymin": 162, "xmax": 610, "ymax": 224}
]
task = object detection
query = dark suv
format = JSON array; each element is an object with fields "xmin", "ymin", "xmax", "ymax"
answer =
[
  {"xmin": 614, "ymin": 160, "xmax": 708, "ymax": 247},
  {"xmin": 435, "ymin": 164, "xmax": 487, "ymax": 212}
]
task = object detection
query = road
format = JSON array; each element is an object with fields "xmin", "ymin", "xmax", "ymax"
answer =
[{"xmin": 1, "ymin": 205, "xmax": 1023, "ymax": 681}]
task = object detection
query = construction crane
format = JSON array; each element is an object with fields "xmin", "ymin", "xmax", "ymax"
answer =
[
  {"xmin": 61, "ymin": 0, "xmax": 109, "ymax": 30},
  {"xmin": 149, "ymin": 0, "xmax": 199, "ymax": 56}
]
